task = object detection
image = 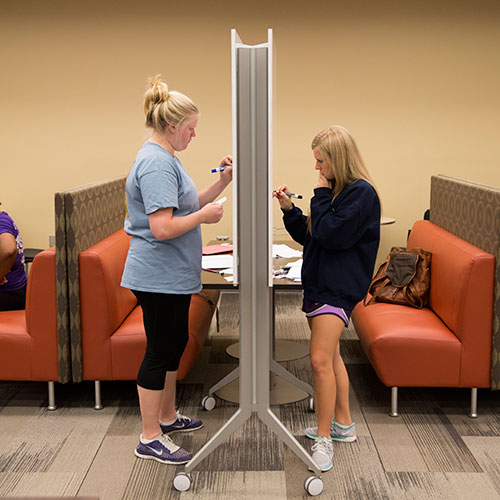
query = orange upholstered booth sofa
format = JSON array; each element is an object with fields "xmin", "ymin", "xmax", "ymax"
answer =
[
  {"xmin": 352, "ymin": 220, "xmax": 495, "ymax": 417},
  {"xmin": 78, "ymin": 229, "xmax": 219, "ymax": 409},
  {"xmin": 0, "ymin": 248, "xmax": 59, "ymax": 409}
]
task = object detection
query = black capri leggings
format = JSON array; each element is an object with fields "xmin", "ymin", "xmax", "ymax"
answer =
[
  {"xmin": 132, "ymin": 290, "xmax": 191, "ymax": 391},
  {"xmin": 0, "ymin": 286, "xmax": 26, "ymax": 311}
]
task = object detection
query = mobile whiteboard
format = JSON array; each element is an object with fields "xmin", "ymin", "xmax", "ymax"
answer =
[{"xmin": 231, "ymin": 28, "xmax": 274, "ymax": 286}]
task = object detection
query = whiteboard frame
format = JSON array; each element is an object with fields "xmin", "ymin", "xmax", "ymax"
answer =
[{"xmin": 231, "ymin": 28, "xmax": 274, "ymax": 287}]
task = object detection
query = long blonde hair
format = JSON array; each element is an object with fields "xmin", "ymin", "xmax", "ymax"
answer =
[
  {"xmin": 312, "ymin": 125, "xmax": 376, "ymax": 197},
  {"xmin": 307, "ymin": 125, "xmax": 378, "ymax": 232},
  {"xmin": 143, "ymin": 75, "xmax": 199, "ymax": 131}
]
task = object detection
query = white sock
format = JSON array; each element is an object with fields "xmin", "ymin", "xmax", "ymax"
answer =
[
  {"xmin": 140, "ymin": 433, "xmax": 161, "ymax": 444},
  {"xmin": 160, "ymin": 416, "xmax": 177, "ymax": 426}
]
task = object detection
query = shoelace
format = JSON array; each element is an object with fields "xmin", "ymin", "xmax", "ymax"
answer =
[
  {"xmin": 159, "ymin": 433, "xmax": 179, "ymax": 452},
  {"xmin": 312, "ymin": 437, "xmax": 333, "ymax": 455},
  {"xmin": 176, "ymin": 412, "xmax": 191, "ymax": 424}
]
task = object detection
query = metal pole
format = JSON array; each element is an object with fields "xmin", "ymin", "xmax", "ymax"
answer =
[
  {"xmin": 390, "ymin": 387, "xmax": 399, "ymax": 417},
  {"xmin": 469, "ymin": 388, "xmax": 478, "ymax": 418}
]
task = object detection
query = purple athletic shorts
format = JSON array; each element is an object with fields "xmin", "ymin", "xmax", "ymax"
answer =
[{"xmin": 302, "ymin": 298, "xmax": 351, "ymax": 327}]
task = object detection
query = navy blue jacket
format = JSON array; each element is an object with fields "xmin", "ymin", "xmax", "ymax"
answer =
[{"xmin": 282, "ymin": 180, "xmax": 381, "ymax": 311}]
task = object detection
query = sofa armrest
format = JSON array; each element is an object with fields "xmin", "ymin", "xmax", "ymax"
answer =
[
  {"xmin": 26, "ymin": 248, "xmax": 59, "ymax": 380},
  {"xmin": 408, "ymin": 221, "xmax": 495, "ymax": 386},
  {"xmin": 177, "ymin": 289, "xmax": 220, "ymax": 380}
]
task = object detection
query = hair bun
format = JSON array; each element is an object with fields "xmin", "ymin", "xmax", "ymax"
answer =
[
  {"xmin": 147, "ymin": 74, "xmax": 169, "ymax": 105},
  {"xmin": 143, "ymin": 75, "xmax": 199, "ymax": 130}
]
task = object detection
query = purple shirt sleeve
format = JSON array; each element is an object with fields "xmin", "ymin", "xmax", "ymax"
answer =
[{"xmin": 0, "ymin": 212, "xmax": 27, "ymax": 291}]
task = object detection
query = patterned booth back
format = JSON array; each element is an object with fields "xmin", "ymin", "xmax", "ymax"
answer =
[
  {"xmin": 54, "ymin": 176, "xmax": 127, "ymax": 382},
  {"xmin": 430, "ymin": 174, "xmax": 500, "ymax": 389}
]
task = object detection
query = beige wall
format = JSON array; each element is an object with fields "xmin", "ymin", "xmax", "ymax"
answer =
[{"xmin": 2, "ymin": 0, "xmax": 499, "ymax": 265}]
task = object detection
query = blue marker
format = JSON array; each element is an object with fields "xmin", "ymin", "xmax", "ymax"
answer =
[{"xmin": 211, "ymin": 166, "xmax": 228, "ymax": 173}]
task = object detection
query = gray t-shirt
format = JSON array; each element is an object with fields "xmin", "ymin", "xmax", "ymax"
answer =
[{"xmin": 121, "ymin": 142, "xmax": 202, "ymax": 294}]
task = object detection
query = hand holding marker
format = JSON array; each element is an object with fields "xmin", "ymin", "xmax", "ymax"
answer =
[
  {"xmin": 211, "ymin": 155, "xmax": 232, "ymax": 173},
  {"xmin": 211, "ymin": 166, "xmax": 228, "ymax": 173},
  {"xmin": 273, "ymin": 190, "xmax": 303, "ymax": 199},
  {"xmin": 212, "ymin": 165, "xmax": 302, "ymax": 199}
]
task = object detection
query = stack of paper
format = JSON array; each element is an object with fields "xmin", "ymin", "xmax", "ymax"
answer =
[
  {"xmin": 284, "ymin": 259, "xmax": 302, "ymax": 281},
  {"xmin": 272, "ymin": 244, "xmax": 303, "ymax": 258},
  {"xmin": 202, "ymin": 254, "xmax": 234, "ymax": 270}
]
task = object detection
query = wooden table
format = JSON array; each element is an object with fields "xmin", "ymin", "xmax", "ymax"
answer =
[{"xmin": 202, "ymin": 242, "xmax": 312, "ymax": 405}]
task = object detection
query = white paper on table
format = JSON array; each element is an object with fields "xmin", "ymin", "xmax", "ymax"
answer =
[
  {"xmin": 202, "ymin": 254, "xmax": 234, "ymax": 270},
  {"xmin": 285, "ymin": 259, "xmax": 302, "ymax": 281},
  {"xmin": 272, "ymin": 244, "xmax": 303, "ymax": 258}
]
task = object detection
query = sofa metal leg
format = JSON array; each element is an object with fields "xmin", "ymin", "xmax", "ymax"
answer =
[
  {"xmin": 469, "ymin": 388, "xmax": 478, "ymax": 418},
  {"xmin": 390, "ymin": 387, "xmax": 399, "ymax": 417},
  {"xmin": 47, "ymin": 381, "xmax": 57, "ymax": 411},
  {"xmin": 94, "ymin": 380, "xmax": 103, "ymax": 410}
]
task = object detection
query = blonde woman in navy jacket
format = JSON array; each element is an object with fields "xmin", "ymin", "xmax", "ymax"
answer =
[{"xmin": 274, "ymin": 125, "xmax": 380, "ymax": 472}]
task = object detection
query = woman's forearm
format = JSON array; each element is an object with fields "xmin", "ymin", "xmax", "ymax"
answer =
[
  {"xmin": 149, "ymin": 209, "xmax": 205, "ymax": 241},
  {"xmin": 198, "ymin": 178, "xmax": 229, "ymax": 208}
]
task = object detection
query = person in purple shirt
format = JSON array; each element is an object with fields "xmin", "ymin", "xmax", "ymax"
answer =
[{"xmin": 0, "ymin": 207, "xmax": 27, "ymax": 311}]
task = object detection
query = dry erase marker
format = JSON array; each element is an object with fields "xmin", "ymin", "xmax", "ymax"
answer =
[
  {"xmin": 216, "ymin": 196, "xmax": 227, "ymax": 204},
  {"xmin": 211, "ymin": 166, "xmax": 228, "ymax": 173},
  {"xmin": 273, "ymin": 190, "xmax": 303, "ymax": 199}
]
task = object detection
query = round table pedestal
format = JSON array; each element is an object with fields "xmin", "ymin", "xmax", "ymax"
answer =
[
  {"xmin": 215, "ymin": 373, "xmax": 309, "ymax": 405},
  {"xmin": 226, "ymin": 339, "xmax": 308, "ymax": 362}
]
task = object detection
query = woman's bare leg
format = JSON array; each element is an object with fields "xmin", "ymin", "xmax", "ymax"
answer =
[
  {"xmin": 137, "ymin": 385, "xmax": 163, "ymax": 439},
  {"xmin": 159, "ymin": 371, "xmax": 178, "ymax": 422},
  {"xmin": 332, "ymin": 343, "xmax": 352, "ymax": 426},
  {"xmin": 308, "ymin": 315, "xmax": 344, "ymax": 438},
  {"xmin": 138, "ymin": 371, "xmax": 178, "ymax": 439}
]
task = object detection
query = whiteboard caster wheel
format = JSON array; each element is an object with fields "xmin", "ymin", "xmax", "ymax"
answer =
[
  {"xmin": 202, "ymin": 395, "xmax": 216, "ymax": 411},
  {"xmin": 304, "ymin": 475, "xmax": 323, "ymax": 496},
  {"xmin": 308, "ymin": 397, "xmax": 315, "ymax": 412},
  {"xmin": 173, "ymin": 472, "xmax": 191, "ymax": 492}
]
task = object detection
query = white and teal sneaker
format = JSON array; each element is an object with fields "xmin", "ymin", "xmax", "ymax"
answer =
[
  {"xmin": 331, "ymin": 421, "xmax": 357, "ymax": 442},
  {"xmin": 311, "ymin": 436, "xmax": 334, "ymax": 472},
  {"xmin": 305, "ymin": 420, "xmax": 357, "ymax": 443}
]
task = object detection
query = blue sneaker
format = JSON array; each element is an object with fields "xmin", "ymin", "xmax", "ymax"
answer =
[
  {"xmin": 160, "ymin": 412, "xmax": 203, "ymax": 435},
  {"xmin": 135, "ymin": 433, "xmax": 192, "ymax": 464}
]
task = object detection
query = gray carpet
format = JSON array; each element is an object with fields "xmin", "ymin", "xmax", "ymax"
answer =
[{"xmin": 0, "ymin": 291, "xmax": 499, "ymax": 499}]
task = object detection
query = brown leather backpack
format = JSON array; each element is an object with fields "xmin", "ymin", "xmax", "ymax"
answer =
[{"xmin": 364, "ymin": 247, "xmax": 432, "ymax": 309}]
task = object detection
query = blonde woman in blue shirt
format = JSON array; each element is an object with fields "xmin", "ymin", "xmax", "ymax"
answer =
[{"xmin": 122, "ymin": 76, "xmax": 232, "ymax": 465}]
